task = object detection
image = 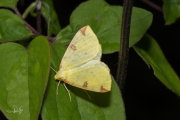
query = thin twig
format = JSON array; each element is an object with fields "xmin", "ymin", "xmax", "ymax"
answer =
[
  {"xmin": 116, "ymin": 0, "xmax": 134, "ymax": 92},
  {"xmin": 13, "ymin": 6, "xmax": 55, "ymax": 42},
  {"xmin": 36, "ymin": 0, "xmax": 42, "ymax": 34},
  {"xmin": 13, "ymin": 7, "xmax": 40, "ymax": 35},
  {"xmin": 46, "ymin": 36, "xmax": 56, "ymax": 42},
  {"xmin": 141, "ymin": 0, "xmax": 162, "ymax": 12},
  {"xmin": 13, "ymin": 7, "xmax": 22, "ymax": 17}
]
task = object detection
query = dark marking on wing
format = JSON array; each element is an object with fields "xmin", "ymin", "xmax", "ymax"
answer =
[
  {"xmin": 60, "ymin": 64, "xmax": 62, "ymax": 68},
  {"xmin": 80, "ymin": 26, "xmax": 87, "ymax": 36},
  {"xmin": 83, "ymin": 81, "xmax": 88, "ymax": 88},
  {"xmin": 100, "ymin": 86, "xmax": 108, "ymax": 92},
  {"xmin": 70, "ymin": 44, "xmax": 76, "ymax": 51},
  {"xmin": 63, "ymin": 79, "xmax": 70, "ymax": 84}
]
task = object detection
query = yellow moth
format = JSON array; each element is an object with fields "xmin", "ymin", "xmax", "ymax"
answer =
[{"xmin": 54, "ymin": 25, "xmax": 111, "ymax": 100}]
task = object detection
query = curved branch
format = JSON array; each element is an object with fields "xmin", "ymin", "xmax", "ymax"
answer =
[{"xmin": 13, "ymin": 7, "xmax": 40, "ymax": 35}]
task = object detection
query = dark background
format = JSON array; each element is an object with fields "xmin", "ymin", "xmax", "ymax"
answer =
[{"xmin": 1, "ymin": 0, "xmax": 180, "ymax": 120}]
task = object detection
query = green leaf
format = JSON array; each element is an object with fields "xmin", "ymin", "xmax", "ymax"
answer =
[
  {"xmin": 41, "ymin": 1, "xmax": 61, "ymax": 36},
  {"xmin": 0, "ymin": 9, "xmax": 33, "ymax": 42},
  {"xmin": 41, "ymin": 41, "xmax": 125, "ymax": 120},
  {"xmin": 56, "ymin": 0, "xmax": 152, "ymax": 54},
  {"xmin": 28, "ymin": 36, "xmax": 50, "ymax": 119},
  {"xmin": 0, "ymin": 43, "xmax": 29, "ymax": 120},
  {"xmin": 0, "ymin": 0, "xmax": 18, "ymax": 8},
  {"xmin": 0, "ymin": 36, "xmax": 50, "ymax": 120},
  {"xmin": 163, "ymin": 0, "xmax": 180, "ymax": 25},
  {"xmin": 134, "ymin": 34, "xmax": 180, "ymax": 95}
]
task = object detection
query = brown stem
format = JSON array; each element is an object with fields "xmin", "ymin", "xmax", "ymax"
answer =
[
  {"xmin": 13, "ymin": 7, "xmax": 56, "ymax": 42},
  {"xmin": 116, "ymin": 0, "xmax": 134, "ymax": 92},
  {"xmin": 46, "ymin": 36, "xmax": 56, "ymax": 42},
  {"xmin": 13, "ymin": 7, "xmax": 40, "ymax": 35},
  {"xmin": 141, "ymin": 0, "xmax": 162, "ymax": 12},
  {"xmin": 36, "ymin": 0, "xmax": 42, "ymax": 34}
]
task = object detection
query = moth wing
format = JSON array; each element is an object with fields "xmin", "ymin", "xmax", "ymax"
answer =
[
  {"xmin": 64, "ymin": 60, "xmax": 111, "ymax": 92},
  {"xmin": 60, "ymin": 26, "xmax": 101, "ymax": 70}
]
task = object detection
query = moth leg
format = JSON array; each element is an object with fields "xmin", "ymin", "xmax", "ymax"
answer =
[
  {"xmin": 63, "ymin": 83, "xmax": 71, "ymax": 102},
  {"xmin": 84, "ymin": 90, "xmax": 91, "ymax": 100},
  {"xmin": 51, "ymin": 67, "xmax": 57, "ymax": 73},
  {"xmin": 56, "ymin": 81, "xmax": 61, "ymax": 95}
]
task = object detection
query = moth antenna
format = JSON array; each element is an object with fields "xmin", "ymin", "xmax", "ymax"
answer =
[
  {"xmin": 51, "ymin": 67, "xmax": 57, "ymax": 73},
  {"xmin": 63, "ymin": 83, "xmax": 71, "ymax": 102},
  {"xmin": 84, "ymin": 90, "xmax": 91, "ymax": 100},
  {"xmin": 56, "ymin": 81, "xmax": 61, "ymax": 95}
]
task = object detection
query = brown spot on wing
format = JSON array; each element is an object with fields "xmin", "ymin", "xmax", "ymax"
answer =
[
  {"xmin": 100, "ymin": 86, "xmax": 108, "ymax": 92},
  {"xmin": 69, "ymin": 44, "xmax": 76, "ymax": 51},
  {"xmin": 82, "ymin": 81, "xmax": 88, "ymax": 88},
  {"xmin": 63, "ymin": 79, "xmax": 70, "ymax": 84},
  {"xmin": 80, "ymin": 26, "xmax": 87, "ymax": 36},
  {"xmin": 56, "ymin": 77, "xmax": 65, "ymax": 82},
  {"xmin": 60, "ymin": 64, "xmax": 62, "ymax": 68}
]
